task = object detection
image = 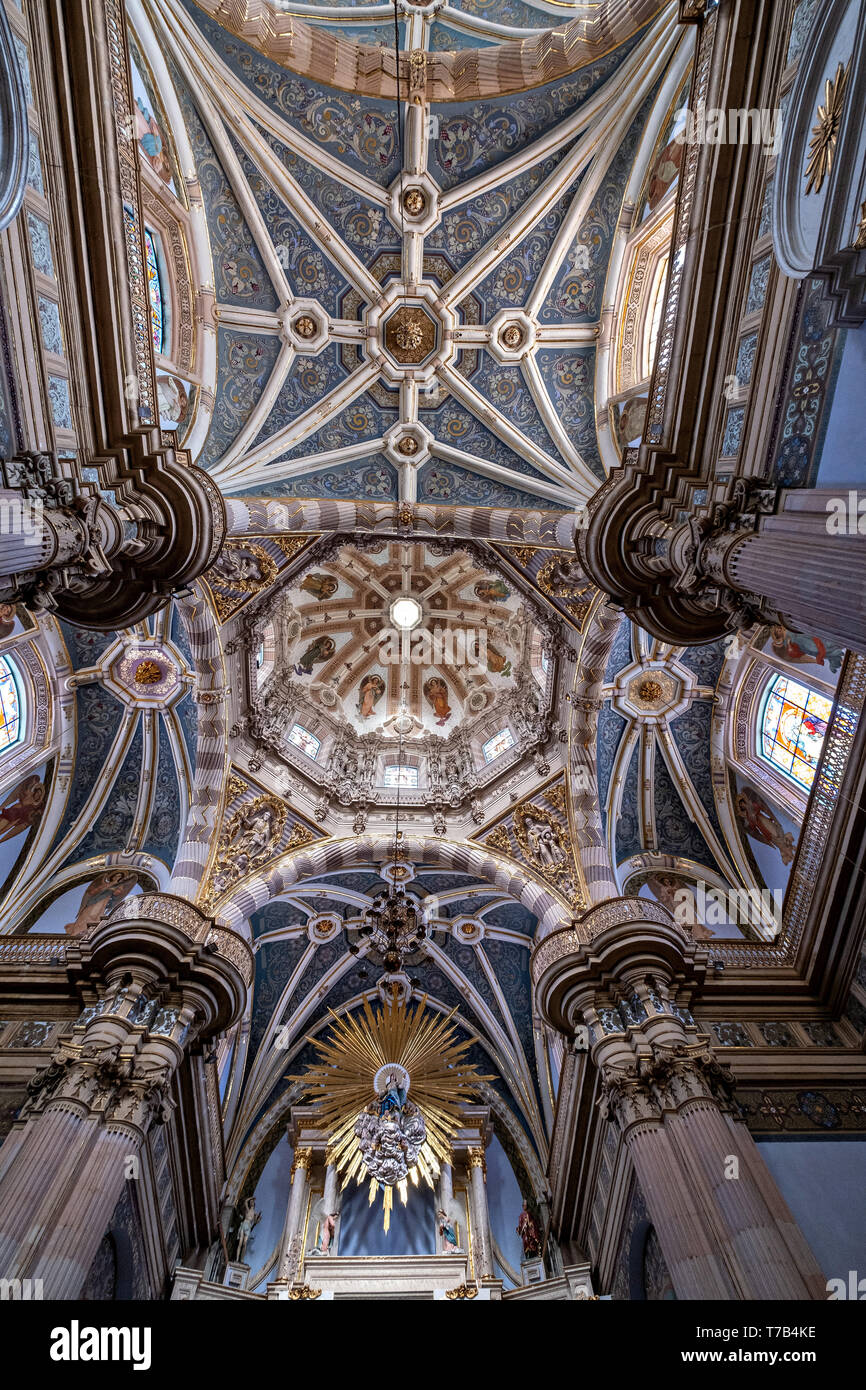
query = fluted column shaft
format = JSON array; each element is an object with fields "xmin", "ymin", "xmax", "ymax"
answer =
[
  {"xmin": 278, "ymin": 1147, "xmax": 311, "ymax": 1281},
  {"xmin": 704, "ymin": 505, "xmax": 866, "ymax": 654},
  {"xmin": 534, "ymin": 903, "xmax": 827, "ymax": 1300},
  {"xmin": 468, "ymin": 1148, "xmax": 493, "ymax": 1279},
  {"xmin": 0, "ymin": 895, "xmax": 248, "ymax": 1297}
]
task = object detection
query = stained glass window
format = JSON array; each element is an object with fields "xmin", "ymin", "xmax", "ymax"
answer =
[
  {"xmin": 144, "ymin": 227, "xmax": 164, "ymax": 354},
  {"xmin": 642, "ymin": 252, "xmax": 669, "ymax": 379},
  {"xmin": 759, "ymin": 673, "xmax": 832, "ymax": 790},
  {"xmin": 383, "ymin": 765, "xmax": 418, "ymax": 788},
  {"xmin": 288, "ymin": 724, "xmax": 320, "ymax": 760},
  {"xmin": 0, "ymin": 657, "xmax": 22, "ymax": 752},
  {"xmin": 482, "ymin": 727, "xmax": 515, "ymax": 764}
]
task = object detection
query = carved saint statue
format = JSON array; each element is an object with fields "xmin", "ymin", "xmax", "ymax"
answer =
[
  {"xmin": 517, "ymin": 1199, "xmax": 542, "ymax": 1259},
  {"xmin": 525, "ymin": 816, "xmax": 565, "ymax": 868},
  {"xmin": 318, "ymin": 1211, "xmax": 338, "ymax": 1254},
  {"xmin": 438, "ymin": 1209, "xmax": 461, "ymax": 1254},
  {"xmin": 235, "ymin": 1196, "xmax": 260, "ymax": 1264},
  {"xmin": 378, "ymin": 1071, "xmax": 407, "ymax": 1117}
]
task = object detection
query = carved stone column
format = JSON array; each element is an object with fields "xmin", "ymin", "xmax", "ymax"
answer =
[
  {"xmin": 468, "ymin": 1147, "xmax": 493, "ymax": 1280},
  {"xmin": 0, "ymin": 894, "xmax": 249, "ymax": 1298},
  {"xmin": 278, "ymin": 1146, "xmax": 312, "ymax": 1281},
  {"xmin": 533, "ymin": 901, "xmax": 826, "ymax": 1301},
  {"xmin": 0, "ymin": 452, "xmax": 225, "ymax": 628},
  {"xmin": 578, "ymin": 473, "xmax": 866, "ymax": 656}
]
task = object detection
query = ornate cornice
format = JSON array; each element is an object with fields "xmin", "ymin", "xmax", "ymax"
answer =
[{"xmin": 191, "ymin": 0, "xmax": 665, "ymax": 102}]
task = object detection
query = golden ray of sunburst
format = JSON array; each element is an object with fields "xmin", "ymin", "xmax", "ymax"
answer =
[
  {"xmin": 290, "ymin": 992, "xmax": 492, "ymax": 1229},
  {"xmin": 804, "ymin": 60, "xmax": 849, "ymax": 195}
]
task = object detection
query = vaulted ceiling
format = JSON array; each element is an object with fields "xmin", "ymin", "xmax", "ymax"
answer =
[{"xmin": 136, "ymin": 0, "xmax": 684, "ymax": 508}]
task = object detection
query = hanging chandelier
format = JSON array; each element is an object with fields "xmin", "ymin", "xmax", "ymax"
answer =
[
  {"xmin": 356, "ymin": 881, "xmax": 428, "ymax": 973},
  {"xmin": 353, "ymin": 697, "xmax": 429, "ymax": 977}
]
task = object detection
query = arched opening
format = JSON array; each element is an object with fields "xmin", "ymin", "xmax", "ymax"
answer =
[
  {"xmin": 0, "ymin": 655, "xmax": 23, "ymax": 753},
  {"xmin": 758, "ymin": 672, "xmax": 833, "ymax": 791}
]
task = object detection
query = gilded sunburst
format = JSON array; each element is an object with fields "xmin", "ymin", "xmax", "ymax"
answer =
[
  {"xmin": 291, "ymin": 992, "xmax": 490, "ymax": 1229},
  {"xmin": 804, "ymin": 60, "xmax": 850, "ymax": 195}
]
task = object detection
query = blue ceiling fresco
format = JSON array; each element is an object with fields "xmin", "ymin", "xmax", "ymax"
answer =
[
  {"xmin": 184, "ymin": 3, "xmax": 403, "ymax": 185},
  {"xmin": 45, "ymin": 610, "xmax": 192, "ymax": 880},
  {"xmin": 428, "ymin": 35, "xmax": 643, "ymax": 188},
  {"xmin": 171, "ymin": 67, "xmax": 279, "ymax": 311},
  {"xmin": 197, "ymin": 330, "xmax": 282, "ymax": 472},
  {"xmin": 162, "ymin": 8, "xmax": 670, "ymax": 506},
  {"xmin": 231, "ymin": 138, "xmax": 350, "ymax": 313},
  {"xmin": 237, "ymin": 458, "xmax": 399, "ymax": 500},
  {"xmin": 425, "ymin": 143, "xmax": 574, "ymax": 269},
  {"xmin": 252, "ymin": 345, "xmax": 347, "ymax": 448},
  {"xmin": 256, "ymin": 125, "xmax": 402, "ymax": 258},
  {"xmin": 599, "ymin": 620, "xmax": 740, "ymax": 881},
  {"xmin": 416, "ymin": 461, "xmax": 570, "ymax": 509}
]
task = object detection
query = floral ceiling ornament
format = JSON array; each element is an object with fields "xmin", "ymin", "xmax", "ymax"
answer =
[
  {"xmin": 133, "ymin": 659, "xmax": 163, "ymax": 685},
  {"xmin": 291, "ymin": 992, "xmax": 490, "ymax": 1231},
  {"xmin": 804, "ymin": 59, "xmax": 850, "ymax": 195}
]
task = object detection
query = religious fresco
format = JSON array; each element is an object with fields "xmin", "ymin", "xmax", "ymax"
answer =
[
  {"xmin": 0, "ymin": 602, "xmax": 33, "ymax": 643},
  {"xmin": 272, "ymin": 540, "xmax": 533, "ymax": 741},
  {"xmin": 624, "ymin": 869, "xmax": 746, "ymax": 941},
  {"xmin": 0, "ymin": 771, "xmax": 46, "ymax": 845},
  {"xmin": 637, "ymin": 77, "xmax": 690, "ymax": 223},
  {"xmin": 732, "ymin": 778, "xmax": 799, "ymax": 893},
  {"xmin": 128, "ymin": 35, "xmax": 179, "ymax": 194},
  {"xmin": 19, "ymin": 867, "xmax": 158, "ymax": 937},
  {"xmin": 0, "ymin": 762, "xmax": 53, "ymax": 898},
  {"xmin": 612, "ymin": 395, "xmax": 649, "ymax": 452},
  {"xmin": 760, "ymin": 625, "xmax": 845, "ymax": 681},
  {"xmin": 157, "ymin": 373, "xmax": 197, "ymax": 438}
]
